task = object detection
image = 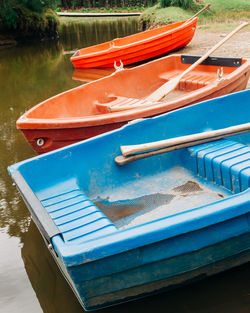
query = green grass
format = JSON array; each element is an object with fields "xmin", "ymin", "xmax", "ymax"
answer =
[
  {"xmin": 141, "ymin": 4, "xmax": 192, "ymax": 26},
  {"xmin": 141, "ymin": 0, "xmax": 250, "ymax": 28},
  {"xmin": 205, "ymin": 0, "xmax": 250, "ymax": 13}
]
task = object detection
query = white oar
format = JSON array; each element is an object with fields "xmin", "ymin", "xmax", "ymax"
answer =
[
  {"xmin": 115, "ymin": 122, "xmax": 250, "ymax": 165},
  {"xmin": 146, "ymin": 22, "xmax": 249, "ymax": 102}
]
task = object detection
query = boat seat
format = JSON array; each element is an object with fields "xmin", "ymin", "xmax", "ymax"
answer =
[
  {"xmin": 179, "ymin": 73, "xmax": 216, "ymax": 91},
  {"xmin": 160, "ymin": 72, "xmax": 216, "ymax": 91},
  {"xmin": 95, "ymin": 95, "xmax": 161, "ymax": 113},
  {"xmin": 38, "ymin": 182, "xmax": 118, "ymax": 245},
  {"xmin": 188, "ymin": 139, "xmax": 250, "ymax": 193},
  {"xmin": 95, "ymin": 71, "xmax": 217, "ymax": 113}
]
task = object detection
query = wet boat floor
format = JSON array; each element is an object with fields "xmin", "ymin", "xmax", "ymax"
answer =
[{"xmin": 94, "ymin": 166, "xmax": 230, "ymax": 230}]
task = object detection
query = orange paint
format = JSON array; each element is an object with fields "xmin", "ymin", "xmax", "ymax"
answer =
[
  {"xmin": 72, "ymin": 68, "xmax": 115, "ymax": 82},
  {"xmin": 17, "ymin": 54, "xmax": 250, "ymax": 154},
  {"xmin": 71, "ymin": 18, "xmax": 198, "ymax": 69}
]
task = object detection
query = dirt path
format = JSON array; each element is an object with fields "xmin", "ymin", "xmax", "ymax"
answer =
[{"xmin": 178, "ymin": 28, "xmax": 250, "ymax": 89}]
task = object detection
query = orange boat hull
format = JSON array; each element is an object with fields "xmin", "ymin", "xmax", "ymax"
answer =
[
  {"xmin": 17, "ymin": 54, "xmax": 250, "ymax": 154},
  {"xmin": 71, "ymin": 18, "xmax": 198, "ymax": 68},
  {"xmin": 72, "ymin": 68, "xmax": 115, "ymax": 82}
]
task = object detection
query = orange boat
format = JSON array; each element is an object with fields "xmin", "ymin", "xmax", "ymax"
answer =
[
  {"xmin": 17, "ymin": 54, "xmax": 250, "ymax": 154},
  {"xmin": 72, "ymin": 68, "xmax": 115, "ymax": 83},
  {"xmin": 71, "ymin": 18, "xmax": 198, "ymax": 68}
]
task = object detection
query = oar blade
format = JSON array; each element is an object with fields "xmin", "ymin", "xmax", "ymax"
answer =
[{"xmin": 146, "ymin": 75, "xmax": 181, "ymax": 102}]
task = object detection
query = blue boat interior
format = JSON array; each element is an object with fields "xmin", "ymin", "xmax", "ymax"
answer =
[{"xmin": 9, "ymin": 90, "xmax": 250, "ymax": 265}]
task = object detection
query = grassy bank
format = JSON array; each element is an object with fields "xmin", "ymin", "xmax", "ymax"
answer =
[
  {"xmin": 57, "ymin": 0, "xmax": 250, "ymax": 31},
  {"xmin": 141, "ymin": 0, "xmax": 250, "ymax": 28}
]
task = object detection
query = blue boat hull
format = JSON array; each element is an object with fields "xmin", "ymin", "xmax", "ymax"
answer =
[
  {"xmin": 54, "ymin": 232, "xmax": 250, "ymax": 310},
  {"xmin": 9, "ymin": 90, "xmax": 250, "ymax": 310}
]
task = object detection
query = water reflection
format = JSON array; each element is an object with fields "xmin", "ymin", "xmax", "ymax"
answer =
[
  {"xmin": 1, "ymin": 16, "xmax": 250, "ymax": 313},
  {"xmin": 59, "ymin": 17, "xmax": 140, "ymax": 51},
  {"xmin": 0, "ymin": 41, "xmax": 82, "ymax": 239},
  {"xmin": 0, "ymin": 17, "xmax": 140, "ymax": 239},
  {"xmin": 0, "ymin": 229, "xmax": 42, "ymax": 313},
  {"xmin": 0, "ymin": 16, "xmax": 141, "ymax": 313},
  {"xmin": 21, "ymin": 221, "xmax": 82, "ymax": 313}
]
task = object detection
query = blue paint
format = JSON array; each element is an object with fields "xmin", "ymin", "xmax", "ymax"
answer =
[{"xmin": 8, "ymin": 90, "xmax": 250, "ymax": 310}]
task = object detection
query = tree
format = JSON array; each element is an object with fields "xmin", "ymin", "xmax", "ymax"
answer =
[{"xmin": 0, "ymin": 0, "xmax": 59, "ymax": 28}]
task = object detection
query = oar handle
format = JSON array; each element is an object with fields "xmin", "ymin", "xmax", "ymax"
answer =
[
  {"xmin": 179, "ymin": 22, "xmax": 249, "ymax": 81},
  {"xmin": 116, "ymin": 136, "xmax": 224, "ymax": 166},
  {"xmin": 116, "ymin": 124, "xmax": 250, "ymax": 166},
  {"xmin": 121, "ymin": 122, "xmax": 250, "ymax": 157}
]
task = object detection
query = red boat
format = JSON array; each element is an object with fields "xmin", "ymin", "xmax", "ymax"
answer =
[
  {"xmin": 71, "ymin": 18, "xmax": 198, "ymax": 68},
  {"xmin": 17, "ymin": 54, "xmax": 250, "ymax": 154}
]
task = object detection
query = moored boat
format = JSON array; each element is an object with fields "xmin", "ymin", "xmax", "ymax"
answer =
[
  {"xmin": 70, "ymin": 17, "xmax": 198, "ymax": 68},
  {"xmin": 72, "ymin": 68, "xmax": 115, "ymax": 82},
  {"xmin": 17, "ymin": 54, "xmax": 250, "ymax": 153},
  {"xmin": 9, "ymin": 90, "xmax": 250, "ymax": 311}
]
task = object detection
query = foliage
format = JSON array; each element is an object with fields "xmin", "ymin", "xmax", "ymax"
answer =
[
  {"xmin": 22, "ymin": 0, "xmax": 59, "ymax": 12},
  {"xmin": 0, "ymin": 0, "xmax": 59, "ymax": 29},
  {"xmin": 160, "ymin": 0, "xmax": 198, "ymax": 9},
  {"xmin": 59, "ymin": 0, "xmax": 156, "ymax": 8},
  {"xmin": 58, "ymin": 0, "xmax": 250, "ymax": 10},
  {"xmin": 0, "ymin": 1, "xmax": 18, "ymax": 28},
  {"xmin": 78, "ymin": 6, "xmax": 145, "ymax": 12},
  {"xmin": 159, "ymin": 0, "xmax": 171, "ymax": 8}
]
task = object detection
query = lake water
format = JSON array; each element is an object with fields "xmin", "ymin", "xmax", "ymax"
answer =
[{"xmin": 1, "ymin": 17, "xmax": 250, "ymax": 313}]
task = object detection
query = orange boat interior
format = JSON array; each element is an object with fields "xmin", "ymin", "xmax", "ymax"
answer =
[{"xmin": 24, "ymin": 55, "xmax": 246, "ymax": 121}]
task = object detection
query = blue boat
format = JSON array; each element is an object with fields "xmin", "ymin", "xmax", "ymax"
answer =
[{"xmin": 9, "ymin": 90, "xmax": 250, "ymax": 311}]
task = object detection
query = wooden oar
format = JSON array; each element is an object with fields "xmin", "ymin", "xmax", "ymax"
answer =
[
  {"xmin": 184, "ymin": 3, "xmax": 211, "ymax": 22},
  {"xmin": 146, "ymin": 22, "xmax": 249, "ymax": 102},
  {"xmin": 109, "ymin": 22, "xmax": 248, "ymax": 113},
  {"xmin": 115, "ymin": 122, "xmax": 250, "ymax": 165}
]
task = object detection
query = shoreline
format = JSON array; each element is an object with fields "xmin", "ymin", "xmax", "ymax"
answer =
[
  {"xmin": 57, "ymin": 12, "xmax": 141, "ymax": 17},
  {"xmin": 1, "ymin": 6, "xmax": 249, "ymax": 48}
]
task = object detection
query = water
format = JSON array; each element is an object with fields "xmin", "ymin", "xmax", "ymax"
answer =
[{"xmin": 1, "ymin": 17, "xmax": 250, "ymax": 313}]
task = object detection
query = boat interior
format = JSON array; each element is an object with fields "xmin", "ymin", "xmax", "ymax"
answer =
[
  {"xmin": 94, "ymin": 159, "xmax": 231, "ymax": 230},
  {"xmin": 19, "ymin": 134, "xmax": 250, "ymax": 246},
  {"xmin": 24, "ymin": 55, "xmax": 247, "ymax": 120},
  {"xmin": 12, "ymin": 88, "xmax": 250, "ymax": 247}
]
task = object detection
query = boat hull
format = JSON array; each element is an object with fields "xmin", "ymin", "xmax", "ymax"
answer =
[
  {"xmin": 20, "ymin": 121, "xmax": 126, "ymax": 153},
  {"xmin": 9, "ymin": 90, "xmax": 250, "ymax": 311},
  {"xmin": 20, "ymin": 69, "xmax": 250, "ymax": 154},
  {"xmin": 57, "ymin": 232, "xmax": 250, "ymax": 311},
  {"xmin": 71, "ymin": 19, "xmax": 197, "ymax": 69}
]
